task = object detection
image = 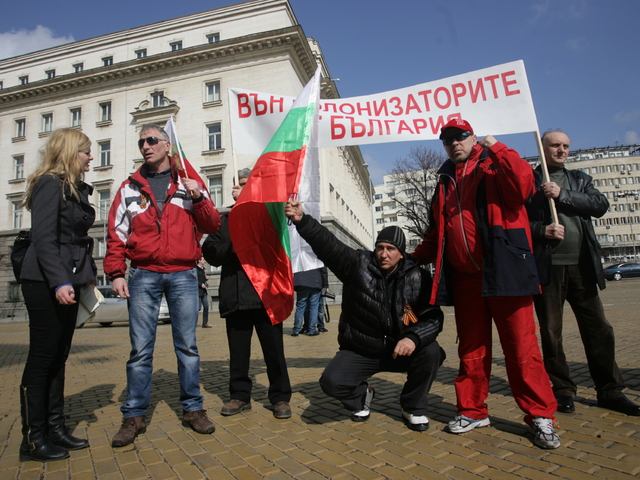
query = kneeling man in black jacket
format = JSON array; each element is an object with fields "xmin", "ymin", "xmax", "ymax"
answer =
[{"xmin": 285, "ymin": 200, "xmax": 445, "ymax": 431}]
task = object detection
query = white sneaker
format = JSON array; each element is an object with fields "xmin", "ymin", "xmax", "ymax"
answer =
[
  {"xmin": 448, "ymin": 415, "xmax": 490, "ymax": 434},
  {"xmin": 402, "ymin": 410, "xmax": 429, "ymax": 431},
  {"xmin": 351, "ymin": 385, "xmax": 375, "ymax": 422},
  {"xmin": 529, "ymin": 417, "xmax": 560, "ymax": 449}
]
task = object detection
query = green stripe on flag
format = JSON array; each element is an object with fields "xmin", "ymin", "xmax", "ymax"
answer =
[
  {"xmin": 266, "ymin": 202, "xmax": 291, "ymax": 260},
  {"xmin": 262, "ymin": 103, "xmax": 316, "ymax": 154}
]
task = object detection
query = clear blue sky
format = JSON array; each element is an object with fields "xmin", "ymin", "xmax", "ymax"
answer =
[{"xmin": 2, "ymin": 0, "xmax": 639, "ymax": 184}]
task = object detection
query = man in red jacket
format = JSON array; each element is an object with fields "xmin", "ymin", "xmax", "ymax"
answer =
[
  {"xmin": 413, "ymin": 119, "xmax": 559, "ymax": 449},
  {"xmin": 104, "ymin": 124, "xmax": 220, "ymax": 447}
]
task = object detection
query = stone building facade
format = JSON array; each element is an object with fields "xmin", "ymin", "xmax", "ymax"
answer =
[{"xmin": 0, "ymin": 0, "xmax": 371, "ymax": 320}]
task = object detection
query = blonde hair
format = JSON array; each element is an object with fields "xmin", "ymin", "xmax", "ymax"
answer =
[{"xmin": 24, "ymin": 128, "xmax": 91, "ymax": 210}]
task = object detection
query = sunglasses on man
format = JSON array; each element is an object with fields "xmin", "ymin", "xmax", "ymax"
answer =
[
  {"xmin": 138, "ymin": 136, "xmax": 166, "ymax": 149},
  {"xmin": 442, "ymin": 131, "xmax": 473, "ymax": 146}
]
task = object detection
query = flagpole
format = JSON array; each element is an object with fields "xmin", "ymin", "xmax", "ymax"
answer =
[
  {"xmin": 172, "ymin": 116, "xmax": 189, "ymax": 180},
  {"xmin": 534, "ymin": 130, "xmax": 559, "ymax": 224},
  {"xmin": 227, "ymin": 88, "xmax": 240, "ymax": 189}
]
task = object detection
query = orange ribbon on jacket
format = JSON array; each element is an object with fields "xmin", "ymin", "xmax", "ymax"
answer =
[{"xmin": 402, "ymin": 305, "xmax": 419, "ymax": 326}]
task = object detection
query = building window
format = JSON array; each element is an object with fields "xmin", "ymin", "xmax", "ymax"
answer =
[
  {"xmin": 170, "ymin": 41, "xmax": 183, "ymax": 51},
  {"xmin": 151, "ymin": 92, "xmax": 164, "ymax": 108},
  {"xmin": 97, "ymin": 238, "xmax": 106, "ymax": 258},
  {"xmin": 99, "ymin": 141, "xmax": 111, "ymax": 167},
  {"xmin": 376, "ymin": 218, "xmax": 385, "ymax": 224},
  {"xmin": 46, "ymin": 69, "xmax": 56, "ymax": 79},
  {"xmin": 19, "ymin": 75, "xmax": 29, "ymax": 85},
  {"xmin": 15, "ymin": 119, "xmax": 26, "ymax": 138},
  {"xmin": 136, "ymin": 49, "xmax": 147, "ymax": 59},
  {"xmin": 207, "ymin": 33, "xmax": 220, "ymax": 43},
  {"xmin": 102, "ymin": 56, "xmax": 113, "ymax": 66},
  {"xmin": 98, "ymin": 190, "xmax": 110, "ymax": 220},
  {"xmin": 206, "ymin": 81, "xmax": 221, "ymax": 103},
  {"xmin": 74, "ymin": 63, "xmax": 83, "ymax": 73},
  {"xmin": 71, "ymin": 108, "xmax": 82, "ymax": 127},
  {"xmin": 8, "ymin": 282, "xmax": 21, "ymax": 301},
  {"xmin": 374, "ymin": 194, "xmax": 382, "ymax": 200},
  {"xmin": 207, "ymin": 123, "xmax": 222, "ymax": 151},
  {"xmin": 208, "ymin": 175, "xmax": 223, "ymax": 207},
  {"xmin": 42, "ymin": 113, "xmax": 53, "ymax": 133},
  {"xmin": 375, "ymin": 206, "xmax": 382, "ymax": 212},
  {"xmin": 0, "ymin": 81, "xmax": 3, "ymax": 89},
  {"xmin": 13, "ymin": 202, "xmax": 23, "ymax": 229},
  {"xmin": 14, "ymin": 155, "xmax": 24, "ymax": 179},
  {"xmin": 100, "ymin": 102, "xmax": 112, "ymax": 122}
]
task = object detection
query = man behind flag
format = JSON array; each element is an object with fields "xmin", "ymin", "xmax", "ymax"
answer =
[
  {"xmin": 228, "ymin": 65, "xmax": 323, "ymax": 325},
  {"xmin": 105, "ymin": 123, "xmax": 220, "ymax": 447},
  {"xmin": 202, "ymin": 168, "xmax": 292, "ymax": 420}
]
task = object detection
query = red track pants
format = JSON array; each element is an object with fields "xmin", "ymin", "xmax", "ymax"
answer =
[{"xmin": 452, "ymin": 271, "xmax": 556, "ymax": 424}]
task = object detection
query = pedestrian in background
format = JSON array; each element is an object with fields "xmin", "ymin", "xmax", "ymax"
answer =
[{"xmin": 197, "ymin": 257, "xmax": 211, "ymax": 328}]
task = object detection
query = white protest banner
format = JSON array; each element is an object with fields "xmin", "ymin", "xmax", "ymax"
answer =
[{"xmin": 229, "ymin": 60, "xmax": 538, "ymax": 156}]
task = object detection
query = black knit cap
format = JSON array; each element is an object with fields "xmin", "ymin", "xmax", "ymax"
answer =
[{"xmin": 375, "ymin": 226, "xmax": 406, "ymax": 254}]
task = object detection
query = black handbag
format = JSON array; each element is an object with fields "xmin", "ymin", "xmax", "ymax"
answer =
[{"xmin": 11, "ymin": 230, "xmax": 31, "ymax": 283}]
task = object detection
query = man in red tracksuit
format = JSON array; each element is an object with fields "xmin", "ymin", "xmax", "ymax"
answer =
[{"xmin": 413, "ymin": 119, "xmax": 560, "ymax": 449}]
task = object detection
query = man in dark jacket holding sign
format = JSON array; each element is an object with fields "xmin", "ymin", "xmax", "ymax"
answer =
[
  {"xmin": 527, "ymin": 129, "xmax": 640, "ymax": 416},
  {"xmin": 285, "ymin": 200, "xmax": 445, "ymax": 432}
]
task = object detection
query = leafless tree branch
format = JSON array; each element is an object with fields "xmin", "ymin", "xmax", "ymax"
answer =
[{"xmin": 389, "ymin": 146, "xmax": 447, "ymax": 239}]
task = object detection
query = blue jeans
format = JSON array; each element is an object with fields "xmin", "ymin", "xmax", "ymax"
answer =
[
  {"xmin": 121, "ymin": 267, "xmax": 203, "ymax": 417},
  {"xmin": 293, "ymin": 287, "xmax": 321, "ymax": 334}
]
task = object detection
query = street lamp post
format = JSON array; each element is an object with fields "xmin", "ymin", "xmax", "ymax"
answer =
[
  {"xmin": 614, "ymin": 190, "xmax": 638, "ymax": 261},
  {"xmin": 99, "ymin": 206, "xmax": 108, "ymax": 285},
  {"xmin": 363, "ymin": 163, "xmax": 375, "ymax": 249}
]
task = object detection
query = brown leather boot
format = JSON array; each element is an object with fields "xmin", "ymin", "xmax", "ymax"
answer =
[
  {"xmin": 273, "ymin": 401, "xmax": 292, "ymax": 419},
  {"xmin": 111, "ymin": 416, "xmax": 146, "ymax": 447},
  {"xmin": 221, "ymin": 399, "xmax": 251, "ymax": 416},
  {"xmin": 182, "ymin": 409, "xmax": 215, "ymax": 434}
]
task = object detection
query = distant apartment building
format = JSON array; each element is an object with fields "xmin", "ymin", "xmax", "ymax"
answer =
[{"xmin": 0, "ymin": 0, "xmax": 371, "ymax": 319}]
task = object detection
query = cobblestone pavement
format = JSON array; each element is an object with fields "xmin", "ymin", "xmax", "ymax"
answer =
[{"xmin": 0, "ymin": 279, "xmax": 639, "ymax": 479}]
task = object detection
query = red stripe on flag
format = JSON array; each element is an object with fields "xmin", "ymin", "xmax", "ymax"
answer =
[
  {"xmin": 229, "ymin": 202, "xmax": 293, "ymax": 324},
  {"xmin": 237, "ymin": 148, "xmax": 306, "ymax": 204}
]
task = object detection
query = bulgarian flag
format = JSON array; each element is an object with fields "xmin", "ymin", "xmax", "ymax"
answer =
[
  {"xmin": 164, "ymin": 117, "xmax": 203, "ymax": 182},
  {"xmin": 164, "ymin": 117, "xmax": 212, "ymax": 201},
  {"xmin": 229, "ymin": 66, "xmax": 324, "ymax": 325}
]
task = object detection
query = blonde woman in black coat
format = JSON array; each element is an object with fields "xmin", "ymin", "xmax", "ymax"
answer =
[{"xmin": 19, "ymin": 128, "xmax": 96, "ymax": 462}]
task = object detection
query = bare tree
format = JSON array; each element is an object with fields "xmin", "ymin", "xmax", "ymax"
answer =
[{"xmin": 389, "ymin": 145, "xmax": 447, "ymax": 240}]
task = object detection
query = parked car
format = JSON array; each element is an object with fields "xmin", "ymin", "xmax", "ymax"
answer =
[
  {"xmin": 81, "ymin": 285, "xmax": 171, "ymax": 327},
  {"xmin": 603, "ymin": 263, "xmax": 640, "ymax": 281}
]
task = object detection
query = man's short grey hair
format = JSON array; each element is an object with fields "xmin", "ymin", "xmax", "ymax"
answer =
[
  {"xmin": 238, "ymin": 168, "xmax": 252, "ymax": 180},
  {"xmin": 541, "ymin": 128, "xmax": 567, "ymax": 143},
  {"xmin": 140, "ymin": 124, "xmax": 170, "ymax": 141}
]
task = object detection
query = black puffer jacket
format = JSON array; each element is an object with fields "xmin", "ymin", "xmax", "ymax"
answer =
[
  {"xmin": 295, "ymin": 214, "xmax": 443, "ymax": 357},
  {"xmin": 527, "ymin": 166, "xmax": 609, "ymax": 290},
  {"xmin": 202, "ymin": 213, "xmax": 263, "ymax": 317}
]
